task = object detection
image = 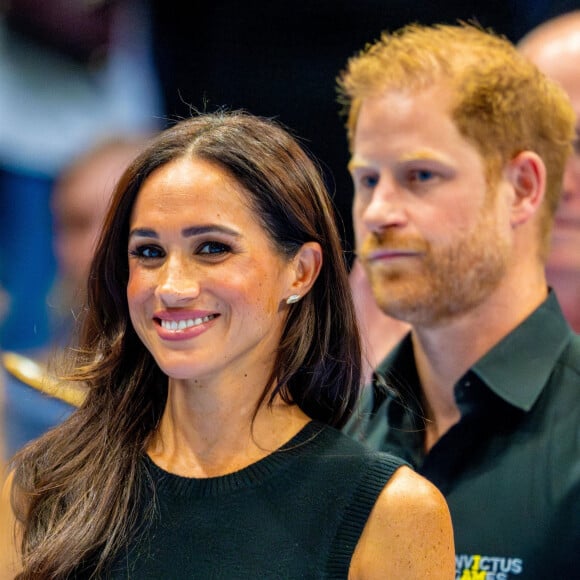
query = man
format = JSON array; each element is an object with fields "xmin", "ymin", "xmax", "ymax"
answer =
[
  {"xmin": 518, "ymin": 11, "xmax": 580, "ymax": 332},
  {"xmin": 340, "ymin": 23, "xmax": 579, "ymax": 579}
]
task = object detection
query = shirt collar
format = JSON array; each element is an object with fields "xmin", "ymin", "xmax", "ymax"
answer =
[
  {"xmin": 375, "ymin": 290, "xmax": 573, "ymax": 413},
  {"xmin": 471, "ymin": 290, "xmax": 572, "ymax": 411}
]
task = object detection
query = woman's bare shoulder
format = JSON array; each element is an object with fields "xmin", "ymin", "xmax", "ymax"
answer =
[{"xmin": 350, "ymin": 465, "xmax": 455, "ymax": 580}]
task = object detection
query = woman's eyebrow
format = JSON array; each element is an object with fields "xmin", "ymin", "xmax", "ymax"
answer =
[
  {"xmin": 128, "ymin": 224, "xmax": 242, "ymax": 239},
  {"xmin": 128, "ymin": 227, "xmax": 157, "ymax": 239},
  {"xmin": 181, "ymin": 224, "xmax": 240, "ymax": 238}
]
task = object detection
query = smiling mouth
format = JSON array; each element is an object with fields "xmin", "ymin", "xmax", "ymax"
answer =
[{"xmin": 157, "ymin": 314, "xmax": 217, "ymax": 331}]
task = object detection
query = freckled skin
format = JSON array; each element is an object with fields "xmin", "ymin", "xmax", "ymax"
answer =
[{"xmin": 127, "ymin": 157, "xmax": 296, "ymax": 385}]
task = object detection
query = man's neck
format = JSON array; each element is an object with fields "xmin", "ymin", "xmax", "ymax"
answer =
[{"xmin": 411, "ymin": 279, "xmax": 548, "ymax": 451}]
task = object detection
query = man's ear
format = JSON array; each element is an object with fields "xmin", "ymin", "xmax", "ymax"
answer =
[
  {"xmin": 287, "ymin": 241, "xmax": 323, "ymax": 299},
  {"xmin": 505, "ymin": 151, "xmax": 546, "ymax": 227}
]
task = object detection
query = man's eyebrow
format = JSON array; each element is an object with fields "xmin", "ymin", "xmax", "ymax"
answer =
[
  {"xmin": 399, "ymin": 150, "xmax": 445, "ymax": 163},
  {"xmin": 348, "ymin": 149, "xmax": 447, "ymax": 171},
  {"xmin": 347, "ymin": 155, "xmax": 368, "ymax": 172}
]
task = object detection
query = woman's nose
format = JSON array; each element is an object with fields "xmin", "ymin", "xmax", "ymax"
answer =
[{"xmin": 154, "ymin": 257, "xmax": 201, "ymax": 305}]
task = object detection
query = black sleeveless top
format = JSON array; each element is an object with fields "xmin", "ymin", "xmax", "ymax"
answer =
[{"xmin": 107, "ymin": 422, "xmax": 406, "ymax": 579}]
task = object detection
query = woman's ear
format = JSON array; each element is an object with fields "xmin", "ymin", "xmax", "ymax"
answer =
[
  {"xmin": 286, "ymin": 242, "xmax": 323, "ymax": 300},
  {"xmin": 506, "ymin": 151, "xmax": 546, "ymax": 227}
]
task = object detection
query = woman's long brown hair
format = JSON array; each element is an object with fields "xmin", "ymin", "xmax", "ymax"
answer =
[{"xmin": 11, "ymin": 111, "xmax": 362, "ymax": 578}]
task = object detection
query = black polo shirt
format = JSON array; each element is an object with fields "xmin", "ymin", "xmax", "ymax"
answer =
[{"xmin": 345, "ymin": 291, "xmax": 580, "ymax": 579}]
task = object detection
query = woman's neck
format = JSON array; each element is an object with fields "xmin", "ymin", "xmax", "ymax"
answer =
[{"xmin": 147, "ymin": 378, "xmax": 311, "ymax": 478}]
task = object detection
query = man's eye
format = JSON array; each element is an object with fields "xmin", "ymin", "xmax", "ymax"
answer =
[
  {"xmin": 409, "ymin": 169, "xmax": 435, "ymax": 183},
  {"xmin": 129, "ymin": 245, "xmax": 165, "ymax": 259},
  {"xmin": 198, "ymin": 241, "xmax": 230, "ymax": 255},
  {"xmin": 360, "ymin": 175, "xmax": 379, "ymax": 188}
]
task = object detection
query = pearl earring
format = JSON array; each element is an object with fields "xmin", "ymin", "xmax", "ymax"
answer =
[{"xmin": 286, "ymin": 294, "xmax": 301, "ymax": 305}]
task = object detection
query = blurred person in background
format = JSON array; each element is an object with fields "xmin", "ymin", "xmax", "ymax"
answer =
[
  {"xmin": 2, "ymin": 134, "xmax": 149, "ymax": 460},
  {"xmin": 519, "ymin": 11, "xmax": 580, "ymax": 332},
  {"xmin": 349, "ymin": 255, "xmax": 410, "ymax": 383},
  {"xmin": 48, "ymin": 135, "xmax": 152, "ymax": 351}
]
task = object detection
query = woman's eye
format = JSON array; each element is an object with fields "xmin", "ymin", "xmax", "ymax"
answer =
[
  {"xmin": 129, "ymin": 245, "xmax": 165, "ymax": 259},
  {"xmin": 198, "ymin": 241, "xmax": 230, "ymax": 255}
]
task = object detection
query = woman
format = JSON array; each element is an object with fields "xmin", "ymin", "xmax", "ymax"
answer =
[{"xmin": 3, "ymin": 112, "xmax": 454, "ymax": 578}]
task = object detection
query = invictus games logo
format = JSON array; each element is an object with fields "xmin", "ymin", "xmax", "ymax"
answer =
[{"xmin": 456, "ymin": 554, "xmax": 523, "ymax": 579}]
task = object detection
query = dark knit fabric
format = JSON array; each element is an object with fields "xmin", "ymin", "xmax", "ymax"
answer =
[{"xmin": 107, "ymin": 421, "xmax": 405, "ymax": 579}]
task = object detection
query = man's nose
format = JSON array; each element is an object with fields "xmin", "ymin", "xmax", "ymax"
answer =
[{"xmin": 360, "ymin": 176, "xmax": 407, "ymax": 233}]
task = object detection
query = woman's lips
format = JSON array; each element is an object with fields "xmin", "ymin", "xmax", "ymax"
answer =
[{"xmin": 153, "ymin": 311, "xmax": 219, "ymax": 341}]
